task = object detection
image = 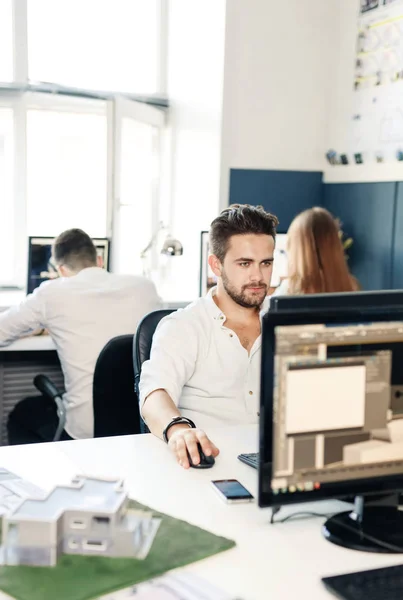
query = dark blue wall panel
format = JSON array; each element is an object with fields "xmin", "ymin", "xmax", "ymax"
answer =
[
  {"xmin": 229, "ymin": 169, "xmax": 399, "ymax": 291},
  {"xmin": 323, "ymin": 183, "xmax": 396, "ymax": 290},
  {"xmin": 229, "ymin": 169, "xmax": 323, "ymax": 231},
  {"xmin": 391, "ymin": 182, "xmax": 403, "ymax": 288}
]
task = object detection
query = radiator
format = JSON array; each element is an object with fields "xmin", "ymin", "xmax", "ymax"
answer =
[{"xmin": 0, "ymin": 351, "xmax": 64, "ymax": 445}]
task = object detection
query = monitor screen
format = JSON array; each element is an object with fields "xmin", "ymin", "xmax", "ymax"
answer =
[
  {"xmin": 270, "ymin": 289, "xmax": 403, "ymax": 313},
  {"xmin": 271, "ymin": 233, "xmax": 288, "ymax": 288},
  {"xmin": 199, "ymin": 231, "xmax": 217, "ymax": 297},
  {"xmin": 27, "ymin": 237, "xmax": 110, "ymax": 295},
  {"xmin": 259, "ymin": 309, "xmax": 403, "ymax": 508}
]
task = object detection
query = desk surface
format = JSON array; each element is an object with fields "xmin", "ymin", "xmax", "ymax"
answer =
[
  {"xmin": 0, "ymin": 335, "xmax": 56, "ymax": 352},
  {"xmin": 0, "ymin": 425, "xmax": 402, "ymax": 600},
  {"xmin": 0, "ymin": 291, "xmax": 25, "ymax": 312}
]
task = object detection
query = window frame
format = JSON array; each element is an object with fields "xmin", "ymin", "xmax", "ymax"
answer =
[
  {"xmin": 0, "ymin": 0, "xmax": 168, "ymax": 289},
  {"xmin": 70, "ymin": 519, "xmax": 87, "ymax": 530},
  {"xmin": 111, "ymin": 96, "xmax": 166, "ymax": 274}
]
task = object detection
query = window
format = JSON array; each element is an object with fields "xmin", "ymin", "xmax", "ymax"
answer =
[
  {"xmin": 0, "ymin": 0, "xmax": 13, "ymax": 82},
  {"xmin": 93, "ymin": 516, "xmax": 110, "ymax": 527},
  {"xmin": 112, "ymin": 98, "xmax": 164, "ymax": 275},
  {"xmin": 115, "ymin": 119, "xmax": 159, "ymax": 274},
  {"xmin": 26, "ymin": 101, "xmax": 107, "ymax": 237},
  {"xmin": 70, "ymin": 476, "xmax": 84, "ymax": 487},
  {"xmin": 70, "ymin": 519, "xmax": 86, "ymax": 529},
  {"xmin": 83, "ymin": 539, "xmax": 106, "ymax": 551},
  {"xmin": 27, "ymin": 0, "xmax": 160, "ymax": 94},
  {"xmin": 7, "ymin": 522, "xmax": 18, "ymax": 543},
  {"xmin": 0, "ymin": 2, "xmax": 166, "ymax": 287},
  {"xmin": 0, "ymin": 107, "xmax": 15, "ymax": 283}
]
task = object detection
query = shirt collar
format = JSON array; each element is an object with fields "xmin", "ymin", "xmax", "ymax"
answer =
[
  {"xmin": 204, "ymin": 286, "xmax": 267, "ymax": 324},
  {"xmin": 205, "ymin": 287, "xmax": 226, "ymax": 323},
  {"xmin": 71, "ymin": 267, "xmax": 108, "ymax": 281}
]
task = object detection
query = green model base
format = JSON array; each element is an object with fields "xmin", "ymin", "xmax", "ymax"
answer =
[{"xmin": 0, "ymin": 500, "xmax": 235, "ymax": 600}]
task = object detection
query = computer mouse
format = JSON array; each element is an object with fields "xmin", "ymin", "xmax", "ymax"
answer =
[{"xmin": 188, "ymin": 443, "xmax": 215, "ymax": 469}]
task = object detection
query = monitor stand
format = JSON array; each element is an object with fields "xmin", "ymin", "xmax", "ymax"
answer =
[{"xmin": 322, "ymin": 493, "xmax": 403, "ymax": 553}]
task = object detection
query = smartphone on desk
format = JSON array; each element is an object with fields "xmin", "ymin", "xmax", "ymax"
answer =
[{"xmin": 211, "ymin": 479, "xmax": 254, "ymax": 504}]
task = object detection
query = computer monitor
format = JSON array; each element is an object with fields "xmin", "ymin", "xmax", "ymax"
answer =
[
  {"xmin": 259, "ymin": 307, "xmax": 403, "ymax": 552},
  {"xmin": 270, "ymin": 233, "xmax": 288, "ymax": 288},
  {"xmin": 199, "ymin": 231, "xmax": 217, "ymax": 297},
  {"xmin": 270, "ymin": 290, "xmax": 403, "ymax": 417},
  {"xmin": 27, "ymin": 236, "xmax": 110, "ymax": 294},
  {"xmin": 270, "ymin": 289, "xmax": 403, "ymax": 313}
]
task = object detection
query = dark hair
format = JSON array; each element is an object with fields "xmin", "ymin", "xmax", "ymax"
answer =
[
  {"xmin": 52, "ymin": 228, "xmax": 97, "ymax": 270},
  {"xmin": 209, "ymin": 204, "xmax": 279, "ymax": 262}
]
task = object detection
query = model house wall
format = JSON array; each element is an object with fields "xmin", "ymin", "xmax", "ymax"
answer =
[{"xmin": 1, "ymin": 476, "xmax": 154, "ymax": 567}]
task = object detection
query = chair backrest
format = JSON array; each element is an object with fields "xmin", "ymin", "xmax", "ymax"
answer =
[
  {"xmin": 93, "ymin": 334, "xmax": 140, "ymax": 438},
  {"xmin": 133, "ymin": 308, "xmax": 176, "ymax": 396}
]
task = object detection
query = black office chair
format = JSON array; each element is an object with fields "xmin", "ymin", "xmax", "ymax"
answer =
[
  {"xmin": 133, "ymin": 309, "xmax": 176, "ymax": 395},
  {"xmin": 93, "ymin": 334, "xmax": 140, "ymax": 438},
  {"xmin": 34, "ymin": 334, "xmax": 140, "ymax": 441},
  {"xmin": 33, "ymin": 374, "xmax": 67, "ymax": 442},
  {"xmin": 133, "ymin": 309, "xmax": 176, "ymax": 433}
]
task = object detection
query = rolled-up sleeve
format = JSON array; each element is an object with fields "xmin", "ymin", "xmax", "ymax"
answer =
[{"xmin": 139, "ymin": 312, "xmax": 198, "ymax": 415}]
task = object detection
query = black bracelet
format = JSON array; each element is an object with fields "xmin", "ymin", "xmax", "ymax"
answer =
[{"xmin": 162, "ymin": 416, "xmax": 196, "ymax": 443}]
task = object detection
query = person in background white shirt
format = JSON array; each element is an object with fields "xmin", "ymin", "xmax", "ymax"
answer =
[
  {"xmin": 1, "ymin": 228, "xmax": 161, "ymax": 444},
  {"xmin": 140, "ymin": 204, "xmax": 278, "ymax": 469}
]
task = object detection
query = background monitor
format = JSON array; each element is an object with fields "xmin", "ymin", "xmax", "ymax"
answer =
[
  {"xmin": 199, "ymin": 231, "xmax": 216, "ymax": 297},
  {"xmin": 27, "ymin": 236, "xmax": 110, "ymax": 295},
  {"xmin": 270, "ymin": 289, "xmax": 403, "ymax": 313},
  {"xmin": 259, "ymin": 307, "xmax": 403, "ymax": 552},
  {"xmin": 271, "ymin": 233, "xmax": 288, "ymax": 288},
  {"xmin": 199, "ymin": 230, "xmax": 288, "ymax": 297}
]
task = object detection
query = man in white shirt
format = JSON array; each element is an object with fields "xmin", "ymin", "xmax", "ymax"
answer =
[
  {"xmin": 140, "ymin": 204, "xmax": 278, "ymax": 469},
  {"xmin": 1, "ymin": 229, "xmax": 161, "ymax": 444}
]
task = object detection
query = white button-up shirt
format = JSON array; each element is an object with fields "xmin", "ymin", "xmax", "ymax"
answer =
[
  {"xmin": 139, "ymin": 288, "xmax": 263, "ymax": 429},
  {"xmin": 0, "ymin": 268, "xmax": 161, "ymax": 439}
]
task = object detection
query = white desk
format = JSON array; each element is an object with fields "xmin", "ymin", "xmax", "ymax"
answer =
[
  {"xmin": 0, "ymin": 425, "xmax": 402, "ymax": 600},
  {"xmin": 0, "ymin": 291, "xmax": 25, "ymax": 313},
  {"xmin": 0, "ymin": 336, "xmax": 56, "ymax": 352}
]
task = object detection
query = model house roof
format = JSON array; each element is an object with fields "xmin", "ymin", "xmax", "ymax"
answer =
[{"xmin": 8, "ymin": 476, "xmax": 125, "ymax": 521}]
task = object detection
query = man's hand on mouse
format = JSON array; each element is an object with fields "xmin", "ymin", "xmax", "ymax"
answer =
[{"xmin": 167, "ymin": 425, "xmax": 220, "ymax": 469}]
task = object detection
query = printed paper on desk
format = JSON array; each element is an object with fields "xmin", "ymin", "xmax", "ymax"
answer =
[{"xmin": 96, "ymin": 572, "xmax": 241, "ymax": 600}]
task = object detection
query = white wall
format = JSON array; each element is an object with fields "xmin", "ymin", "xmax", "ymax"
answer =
[
  {"xmin": 220, "ymin": 0, "xmax": 340, "ymax": 208},
  {"xmin": 160, "ymin": 0, "xmax": 226, "ymax": 302},
  {"xmin": 162, "ymin": 0, "xmax": 351, "ymax": 301}
]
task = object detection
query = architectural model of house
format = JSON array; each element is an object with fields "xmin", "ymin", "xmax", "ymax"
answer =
[
  {"xmin": 0, "ymin": 468, "xmax": 46, "ymax": 515},
  {"xmin": 0, "ymin": 475, "xmax": 160, "ymax": 567}
]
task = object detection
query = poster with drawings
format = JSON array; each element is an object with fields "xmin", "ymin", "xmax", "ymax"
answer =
[{"xmin": 350, "ymin": 0, "xmax": 403, "ymax": 161}]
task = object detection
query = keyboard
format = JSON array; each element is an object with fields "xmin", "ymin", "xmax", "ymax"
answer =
[
  {"xmin": 237, "ymin": 452, "xmax": 259, "ymax": 469},
  {"xmin": 322, "ymin": 564, "xmax": 403, "ymax": 600}
]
